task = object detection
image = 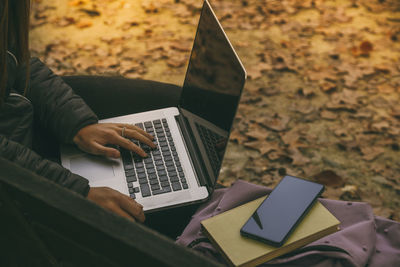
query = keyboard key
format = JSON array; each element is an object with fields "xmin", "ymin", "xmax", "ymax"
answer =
[
  {"xmin": 129, "ymin": 188, "xmax": 134, "ymax": 194},
  {"xmin": 163, "ymin": 186, "xmax": 171, "ymax": 192},
  {"xmin": 167, "ymin": 166, "xmax": 176, "ymax": 172},
  {"xmin": 125, "ymin": 169, "xmax": 136, "ymax": 177},
  {"xmin": 144, "ymin": 158, "xmax": 153, "ymax": 163},
  {"xmin": 139, "ymin": 178, "xmax": 148, "ymax": 184},
  {"xmin": 162, "ymin": 118, "xmax": 167, "ymax": 123},
  {"xmin": 152, "ymin": 187, "xmax": 170, "ymax": 195},
  {"xmin": 169, "ymin": 171, "xmax": 178, "ymax": 177},
  {"xmin": 164, "ymin": 156, "xmax": 172, "ymax": 161},
  {"xmin": 130, "ymin": 194, "xmax": 136, "ymax": 199},
  {"xmin": 147, "ymin": 168, "xmax": 156, "ymax": 174},
  {"xmin": 171, "ymin": 182, "xmax": 182, "ymax": 191},
  {"xmin": 153, "ymin": 119, "xmax": 161, "ymax": 124},
  {"xmin": 134, "ymin": 187, "xmax": 140, "ymax": 193},
  {"xmin": 177, "ymin": 166, "xmax": 183, "ymax": 172},
  {"xmin": 127, "ymin": 182, "xmax": 133, "ymax": 188},
  {"xmin": 182, "ymin": 183, "xmax": 188, "ymax": 189},
  {"xmin": 170, "ymin": 176, "xmax": 179, "ymax": 182},
  {"xmin": 163, "ymin": 151, "xmax": 171, "ymax": 157},
  {"xmin": 144, "ymin": 121, "xmax": 152, "ymax": 128},
  {"xmin": 180, "ymin": 178, "xmax": 187, "ymax": 183},
  {"xmin": 136, "ymin": 167, "xmax": 145, "ymax": 173},
  {"xmin": 156, "ymin": 165, "xmax": 165, "ymax": 171},
  {"xmin": 140, "ymin": 184, "xmax": 151, "ymax": 197},
  {"xmin": 155, "ymin": 160, "xmax": 164, "ymax": 166},
  {"xmin": 158, "ymin": 170, "xmax": 167, "ymax": 176},
  {"xmin": 135, "ymin": 123, "xmax": 144, "ymax": 129},
  {"xmin": 165, "ymin": 161, "xmax": 174, "ymax": 167},
  {"xmin": 175, "ymin": 161, "xmax": 181, "ymax": 167},
  {"xmin": 159, "ymin": 175, "xmax": 168, "ymax": 182},
  {"xmin": 159, "ymin": 141, "xmax": 168, "ymax": 147},
  {"xmin": 138, "ymin": 173, "xmax": 147, "ymax": 179},
  {"xmin": 151, "ymin": 184, "xmax": 160, "ymax": 191},
  {"xmin": 126, "ymin": 176, "xmax": 136, "ymax": 183},
  {"xmin": 161, "ymin": 181, "xmax": 170, "ymax": 187},
  {"xmin": 135, "ymin": 162, "xmax": 144, "ymax": 168},
  {"xmin": 149, "ymin": 179, "xmax": 159, "ymax": 185},
  {"xmin": 124, "ymin": 163, "xmax": 134, "ymax": 171},
  {"xmin": 149, "ymin": 174, "xmax": 157, "ymax": 180}
]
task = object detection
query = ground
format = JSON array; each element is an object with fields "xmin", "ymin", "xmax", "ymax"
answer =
[{"xmin": 30, "ymin": 0, "xmax": 400, "ymax": 220}]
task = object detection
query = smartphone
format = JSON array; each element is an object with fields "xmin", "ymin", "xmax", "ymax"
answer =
[{"xmin": 240, "ymin": 175, "xmax": 324, "ymax": 247}]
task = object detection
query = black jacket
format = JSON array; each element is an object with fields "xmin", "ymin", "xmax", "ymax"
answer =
[{"xmin": 0, "ymin": 51, "xmax": 98, "ymax": 196}]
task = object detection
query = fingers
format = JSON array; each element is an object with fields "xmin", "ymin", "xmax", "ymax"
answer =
[
  {"xmin": 122, "ymin": 124, "xmax": 154, "ymax": 140},
  {"xmin": 125, "ymin": 128, "xmax": 156, "ymax": 149},
  {"xmin": 115, "ymin": 135, "xmax": 147, "ymax": 157},
  {"xmin": 111, "ymin": 205, "xmax": 136, "ymax": 222},
  {"xmin": 90, "ymin": 142, "xmax": 121, "ymax": 158},
  {"xmin": 118, "ymin": 195, "xmax": 145, "ymax": 223}
]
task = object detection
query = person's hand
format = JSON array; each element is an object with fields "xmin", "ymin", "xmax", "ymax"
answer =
[
  {"xmin": 73, "ymin": 123, "xmax": 156, "ymax": 158},
  {"xmin": 87, "ymin": 187, "xmax": 145, "ymax": 222}
]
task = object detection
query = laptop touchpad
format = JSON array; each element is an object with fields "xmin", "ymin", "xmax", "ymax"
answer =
[{"xmin": 70, "ymin": 155, "xmax": 117, "ymax": 184}]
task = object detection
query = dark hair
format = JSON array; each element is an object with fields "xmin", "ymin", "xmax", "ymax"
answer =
[{"xmin": 0, "ymin": 0, "xmax": 31, "ymax": 104}]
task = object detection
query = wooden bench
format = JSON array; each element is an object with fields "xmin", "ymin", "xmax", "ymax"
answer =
[{"xmin": 0, "ymin": 157, "xmax": 221, "ymax": 267}]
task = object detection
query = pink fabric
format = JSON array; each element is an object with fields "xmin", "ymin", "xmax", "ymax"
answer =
[{"xmin": 176, "ymin": 180, "xmax": 400, "ymax": 267}]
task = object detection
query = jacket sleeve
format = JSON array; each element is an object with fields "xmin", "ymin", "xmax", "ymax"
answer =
[
  {"xmin": 0, "ymin": 134, "xmax": 90, "ymax": 196},
  {"xmin": 16, "ymin": 57, "xmax": 98, "ymax": 144}
]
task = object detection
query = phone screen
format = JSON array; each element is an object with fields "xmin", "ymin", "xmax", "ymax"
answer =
[{"xmin": 240, "ymin": 176, "xmax": 324, "ymax": 246}]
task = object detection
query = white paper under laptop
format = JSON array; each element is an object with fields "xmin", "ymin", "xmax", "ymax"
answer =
[{"xmin": 61, "ymin": 0, "xmax": 246, "ymax": 212}]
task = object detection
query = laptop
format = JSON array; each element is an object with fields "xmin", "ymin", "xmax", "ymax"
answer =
[{"xmin": 61, "ymin": 0, "xmax": 247, "ymax": 213}]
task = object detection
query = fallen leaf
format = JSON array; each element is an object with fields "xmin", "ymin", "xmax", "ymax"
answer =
[
  {"xmin": 288, "ymin": 147, "xmax": 310, "ymax": 166},
  {"xmin": 255, "ymin": 113, "xmax": 291, "ymax": 132},
  {"xmin": 244, "ymin": 140, "xmax": 280, "ymax": 156},
  {"xmin": 320, "ymin": 110, "xmax": 338, "ymax": 120},
  {"xmin": 312, "ymin": 170, "xmax": 345, "ymax": 188},
  {"xmin": 360, "ymin": 146, "xmax": 385, "ymax": 161},
  {"xmin": 340, "ymin": 185, "xmax": 361, "ymax": 201},
  {"xmin": 360, "ymin": 41, "xmax": 373, "ymax": 55},
  {"xmin": 76, "ymin": 20, "xmax": 93, "ymax": 28}
]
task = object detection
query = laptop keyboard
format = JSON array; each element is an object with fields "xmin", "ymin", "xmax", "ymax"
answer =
[
  {"xmin": 121, "ymin": 118, "xmax": 188, "ymax": 199},
  {"xmin": 195, "ymin": 123, "xmax": 223, "ymax": 177}
]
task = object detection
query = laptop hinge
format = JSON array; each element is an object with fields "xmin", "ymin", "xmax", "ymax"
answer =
[{"xmin": 175, "ymin": 111, "xmax": 209, "ymax": 189}]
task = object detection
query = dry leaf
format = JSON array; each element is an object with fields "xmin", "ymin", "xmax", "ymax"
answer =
[
  {"xmin": 312, "ymin": 170, "xmax": 345, "ymax": 188},
  {"xmin": 256, "ymin": 113, "xmax": 291, "ymax": 132},
  {"xmin": 320, "ymin": 110, "xmax": 338, "ymax": 120},
  {"xmin": 361, "ymin": 146, "xmax": 385, "ymax": 161},
  {"xmin": 76, "ymin": 20, "xmax": 93, "ymax": 28}
]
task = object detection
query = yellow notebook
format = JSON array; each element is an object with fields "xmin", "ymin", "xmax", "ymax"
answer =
[{"xmin": 201, "ymin": 196, "xmax": 340, "ymax": 267}]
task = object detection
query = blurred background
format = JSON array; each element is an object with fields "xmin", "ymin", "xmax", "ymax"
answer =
[{"xmin": 30, "ymin": 0, "xmax": 400, "ymax": 220}]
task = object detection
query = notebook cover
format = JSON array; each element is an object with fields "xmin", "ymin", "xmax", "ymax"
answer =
[{"xmin": 201, "ymin": 196, "xmax": 340, "ymax": 267}]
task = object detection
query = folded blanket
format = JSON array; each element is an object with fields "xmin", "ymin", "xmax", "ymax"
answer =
[{"xmin": 176, "ymin": 180, "xmax": 400, "ymax": 267}]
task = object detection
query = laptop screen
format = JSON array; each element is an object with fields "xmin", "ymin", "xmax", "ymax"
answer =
[{"xmin": 179, "ymin": 0, "xmax": 246, "ymax": 185}]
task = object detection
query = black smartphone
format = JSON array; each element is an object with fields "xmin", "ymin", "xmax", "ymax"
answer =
[{"xmin": 240, "ymin": 175, "xmax": 324, "ymax": 247}]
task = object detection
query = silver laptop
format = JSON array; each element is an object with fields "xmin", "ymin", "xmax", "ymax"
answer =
[{"xmin": 61, "ymin": 0, "xmax": 246, "ymax": 213}]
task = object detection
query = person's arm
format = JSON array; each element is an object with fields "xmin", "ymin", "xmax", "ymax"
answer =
[
  {"xmin": 0, "ymin": 134, "xmax": 89, "ymax": 195},
  {"xmin": 17, "ymin": 58, "xmax": 98, "ymax": 144},
  {"xmin": 16, "ymin": 58, "xmax": 154, "ymax": 157},
  {"xmin": 0, "ymin": 135, "xmax": 145, "ymax": 222}
]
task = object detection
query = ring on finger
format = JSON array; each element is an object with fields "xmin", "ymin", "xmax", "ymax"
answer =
[{"xmin": 121, "ymin": 126, "xmax": 126, "ymax": 138}]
